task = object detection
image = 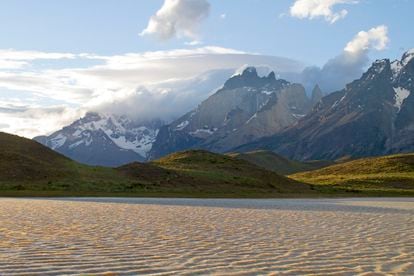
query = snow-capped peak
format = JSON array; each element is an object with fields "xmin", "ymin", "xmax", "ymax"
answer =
[
  {"xmin": 402, "ymin": 48, "xmax": 414, "ymax": 66},
  {"xmin": 48, "ymin": 112, "xmax": 162, "ymax": 159},
  {"xmin": 391, "ymin": 49, "xmax": 414, "ymax": 78},
  {"xmin": 231, "ymin": 65, "xmax": 274, "ymax": 78}
]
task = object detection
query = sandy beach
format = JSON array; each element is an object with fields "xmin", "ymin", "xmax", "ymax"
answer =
[{"xmin": 0, "ymin": 198, "xmax": 413, "ymax": 275}]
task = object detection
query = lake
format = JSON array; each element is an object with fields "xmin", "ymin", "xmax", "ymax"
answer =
[{"xmin": 0, "ymin": 197, "xmax": 413, "ymax": 275}]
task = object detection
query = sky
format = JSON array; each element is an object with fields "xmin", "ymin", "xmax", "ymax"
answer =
[{"xmin": 0, "ymin": 0, "xmax": 413, "ymax": 138}]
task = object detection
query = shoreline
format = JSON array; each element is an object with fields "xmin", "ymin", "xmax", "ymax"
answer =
[{"xmin": 0, "ymin": 189, "xmax": 413, "ymax": 199}]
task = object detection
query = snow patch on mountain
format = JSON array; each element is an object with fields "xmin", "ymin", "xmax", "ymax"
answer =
[
  {"xmin": 175, "ymin": 120, "xmax": 189, "ymax": 131},
  {"xmin": 391, "ymin": 60, "xmax": 403, "ymax": 78},
  {"xmin": 394, "ymin": 87, "xmax": 410, "ymax": 111},
  {"xmin": 402, "ymin": 48, "xmax": 414, "ymax": 66},
  {"xmin": 39, "ymin": 112, "xmax": 162, "ymax": 159},
  {"xmin": 232, "ymin": 65, "xmax": 274, "ymax": 78},
  {"xmin": 50, "ymin": 133, "xmax": 67, "ymax": 149}
]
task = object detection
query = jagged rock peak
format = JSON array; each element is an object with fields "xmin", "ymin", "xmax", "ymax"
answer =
[
  {"xmin": 311, "ymin": 84, "xmax": 323, "ymax": 104},
  {"xmin": 267, "ymin": 71, "xmax": 276, "ymax": 80},
  {"xmin": 402, "ymin": 48, "xmax": 414, "ymax": 66},
  {"xmin": 241, "ymin": 66, "xmax": 258, "ymax": 77},
  {"xmin": 224, "ymin": 66, "xmax": 288, "ymax": 90}
]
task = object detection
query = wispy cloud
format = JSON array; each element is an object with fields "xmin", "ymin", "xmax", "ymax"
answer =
[
  {"xmin": 185, "ymin": 40, "xmax": 203, "ymax": 46},
  {"xmin": 290, "ymin": 0, "xmax": 358, "ymax": 24},
  {"xmin": 0, "ymin": 47, "xmax": 303, "ymax": 137},
  {"xmin": 140, "ymin": 0, "xmax": 210, "ymax": 40},
  {"xmin": 0, "ymin": 49, "xmax": 77, "ymax": 69},
  {"xmin": 0, "ymin": 103, "xmax": 84, "ymax": 138}
]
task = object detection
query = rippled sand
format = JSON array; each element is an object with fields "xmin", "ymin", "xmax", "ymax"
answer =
[{"xmin": 0, "ymin": 198, "xmax": 413, "ymax": 275}]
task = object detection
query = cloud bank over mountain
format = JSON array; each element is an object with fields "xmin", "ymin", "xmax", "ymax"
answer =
[
  {"xmin": 296, "ymin": 25, "xmax": 389, "ymax": 93},
  {"xmin": 0, "ymin": 24, "xmax": 392, "ymax": 137},
  {"xmin": 0, "ymin": 46, "xmax": 304, "ymax": 137}
]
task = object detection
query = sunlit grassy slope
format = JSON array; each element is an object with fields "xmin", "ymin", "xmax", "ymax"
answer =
[
  {"xmin": 0, "ymin": 132, "xmax": 312, "ymax": 197},
  {"xmin": 228, "ymin": 150, "xmax": 333, "ymax": 175},
  {"xmin": 151, "ymin": 150, "xmax": 312, "ymax": 195},
  {"xmin": 290, "ymin": 153, "xmax": 414, "ymax": 195}
]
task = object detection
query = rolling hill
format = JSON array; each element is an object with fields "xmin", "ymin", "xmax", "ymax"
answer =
[
  {"xmin": 228, "ymin": 150, "xmax": 333, "ymax": 175},
  {"xmin": 290, "ymin": 153, "xmax": 414, "ymax": 195},
  {"xmin": 150, "ymin": 150, "xmax": 312, "ymax": 195},
  {"xmin": 0, "ymin": 132, "xmax": 312, "ymax": 197}
]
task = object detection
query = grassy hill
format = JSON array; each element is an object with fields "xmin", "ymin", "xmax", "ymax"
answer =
[
  {"xmin": 290, "ymin": 153, "xmax": 414, "ymax": 195},
  {"xmin": 0, "ymin": 131, "xmax": 75, "ymax": 181},
  {"xmin": 2, "ymin": 132, "xmax": 412, "ymax": 197},
  {"xmin": 228, "ymin": 150, "xmax": 333, "ymax": 175},
  {"xmin": 0, "ymin": 132, "xmax": 313, "ymax": 197},
  {"xmin": 0, "ymin": 132, "xmax": 144, "ymax": 195},
  {"xmin": 149, "ymin": 150, "xmax": 312, "ymax": 196}
]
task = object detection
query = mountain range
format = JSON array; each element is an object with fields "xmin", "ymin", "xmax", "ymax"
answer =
[
  {"xmin": 236, "ymin": 49, "xmax": 414, "ymax": 160},
  {"xmin": 35, "ymin": 50, "xmax": 414, "ymax": 166},
  {"xmin": 149, "ymin": 67, "xmax": 322, "ymax": 159},
  {"xmin": 35, "ymin": 113, "xmax": 163, "ymax": 166}
]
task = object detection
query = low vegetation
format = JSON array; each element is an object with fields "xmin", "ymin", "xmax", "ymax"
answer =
[
  {"xmin": 1, "ymin": 132, "xmax": 413, "ymax": 197},
  {"xmin": 0, "ymin": 132, "xmax": 313, "ymax": 197},
  {"xmin": 290, "ymin": 153, "xmax": 414, "ymax": 195},
  {"xmin": 228, "ymin": 150, "xmax": 333, "ymax": 175}
]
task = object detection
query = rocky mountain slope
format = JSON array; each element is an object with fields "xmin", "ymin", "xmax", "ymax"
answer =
[
  {"xmin": 149, "ymin": 67, "xmax": 318, "ymax": 159},
  {"xmin": 236, "ymin": 49, "xmax": 414, "ymax": 160},
  {"xmin": 35, "ymin": 113, "xmax": 162, "ymax": 166}
]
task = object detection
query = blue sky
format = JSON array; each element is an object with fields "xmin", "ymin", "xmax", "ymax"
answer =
[
  {"xmin": 0, "ymin": 0, "xmax": 413, "ymax": 137},
  {"xmin": 1, "ymin": 0, "xmax": 412, "ymax": 65}
]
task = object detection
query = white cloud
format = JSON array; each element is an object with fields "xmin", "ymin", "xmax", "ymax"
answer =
[
  {"xmin": 290, "ymin": 0, "xmax": 357, "ymax": 23},
  {"xmin": 0, "ymin": 49, "xmax": 76, "ymax": 60},
  {"xmin": 140, "ymin": 0, "xmax": 210, "ymax": 40},
  {"xmin": 0, "ymin": 103, "xmax": 84, "ymax": 138},
  {"xmin": 0, "ymin": 49, "xmax": 76, "ymax": 69},
  {"xmin": 220, "ymin": 13, "xmax": 227, "ymax": 19},
  {"xmin": 344, "ymin": 25, "xmax": 389, "ymax": 54},
  {"xmin": 185, "ymin": 40, "xmax": 203, "ymax": 46},
  {"xmin": 0, "ymin": 60, "xmax": 28, "ymax": 69},
  {"xmin": 0, "ymin": 47, "xmax": 304, "ymax": 137},
  {"xmin": 297, "ymin": 25, "xmax": 390, "ymax": 93}
]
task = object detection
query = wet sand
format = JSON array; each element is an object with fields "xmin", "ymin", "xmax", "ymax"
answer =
[{"xmin": 0, "ymin": 198, "xmax": 413, "ymax": 275}]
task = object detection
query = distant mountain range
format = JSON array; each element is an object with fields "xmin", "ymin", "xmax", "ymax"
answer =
[
  {"xmin": 35, "ymin": 113, "xmax": 163, "ymax": 166},
  {"xmin": 35, "ymin": 50, "xmax": 414, "ymax": 166},
  {"xmin": 149, "ymin": 67, "xmax": 321, "ymax": 159},
  {"xmin": 236, "ymin": 49, "xmax": 414, "ymax": 160}
]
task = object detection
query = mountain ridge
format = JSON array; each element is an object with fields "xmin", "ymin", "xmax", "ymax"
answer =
[
  {"xmin": 234, "ymin": 50, "xmax": 414, "ymax": 161},
  {"xmin": 149, "ymin": 67, "xmax": 316, "ymax": 159},
  {"xmin": 34, "ymin": 113, "xmax": 163, "ymax": 166}
]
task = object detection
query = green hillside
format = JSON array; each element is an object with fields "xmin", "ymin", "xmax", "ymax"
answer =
[
  {"xmin": 0, "ymin": 132, "xmax": 312, "ymax": 197},
  {"xmin": 2, "ymin": 132, "xmax": 412, "ymax": 197},
  {"xmin": 150, "ymin": 150, "xmax": 312, "ymax": 195},
  {"xmin": 290, "ymin": 153, "xmax": 414, "ymax": 195},
  {"xmin": 0, "ymin": 132, "xmax": 141, "ymax": 194},
  {"xmin": 229, "ymin": 150, "xmax": 333, "ymax": 175},
  {"xmin": 0, "ymin": 132, "xmax": 74, "ymax": 181}
]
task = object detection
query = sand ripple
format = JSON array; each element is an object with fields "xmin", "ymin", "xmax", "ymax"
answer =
[{"xmin": 0, "ymin": 198, "xmax": 413, "ymax": 275}]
